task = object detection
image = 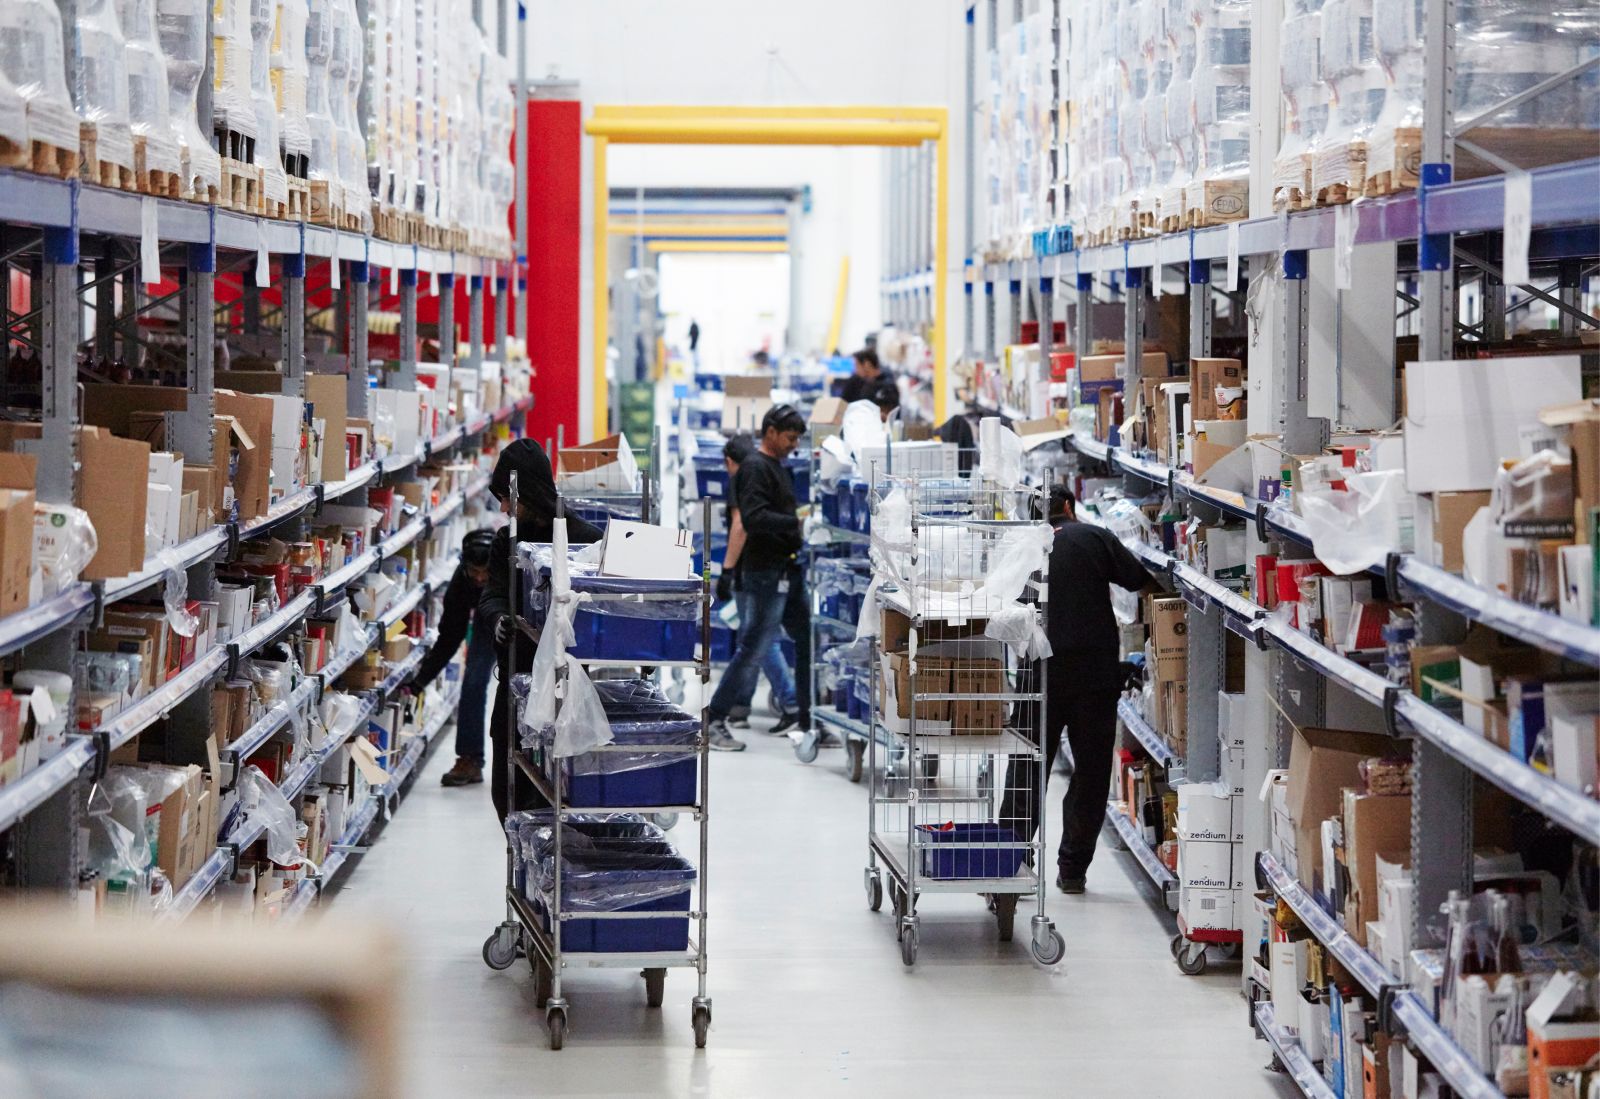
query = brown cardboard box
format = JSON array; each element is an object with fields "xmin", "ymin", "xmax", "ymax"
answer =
[
  {"xmin": 382, "ymin": 635, "xmax": 413, "ymax": 663},
  {"xmin": 1148, "ymin": 595, "xmax": 1188, "ymax": 676},
  {"xmin": 305, "ymin": 374, "xmax": 350, "ymax": 482},
  {"xmin": 1079, "ymin": 352, "xmax": 1170, "ymax": 383},
  {"xmin": 809, "ymin": 396, "xmax": 847, "ymax": 442},
  {"xmin": 0, "ymin": 453, "xmax": 37, "ymax": 616},
  {"xmin": 1539, "ymin": 400, "xmax": 1600, "ymax": 546},
  {"xmin": 215, "ymin": 391, "xmax": 275, "ymax": 520},
  {"xmin": 1428, "ymin": 491, "xmax": 1491, "ymax": 573},
  {"xmin": 136, "ymin": 763, "xmax": 204, "ymax": 890},
  {"xmin": 949, "ymin": 659, "xmax": 1005, "ymax": 731},
  {"xmin": 1341, "ymin": 789, "xmax": 1412, "ymax": 946},
  {"xmin": 1285, "ymin": 727, "xmax": 1406, "ymax": 888},
  {"xmin": 1191, "ymin": 358, "xmax": 1244, "ymax": 421},
  {"xmin": 882, "ymin": 653, "xmax": 950, "ymax": 722},
  {"xmin": 1162, "ymin": 679, "xmax": 1189, "ymax": 745},
  {"xmin": 79, "ymin": 428, "xmax": 150, "ymax": 579},
  {"xmin": 880, "ymin": 606, "xmax": 986, "ymax": 652},
  {"xmin": 1096, "ymin": 386, "xmax": 1123, "ymax": 443}
]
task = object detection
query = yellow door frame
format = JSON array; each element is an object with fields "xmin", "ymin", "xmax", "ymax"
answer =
[{"xmin": 584, "ymin": 104, "xmax": 948, "ymax": 440}]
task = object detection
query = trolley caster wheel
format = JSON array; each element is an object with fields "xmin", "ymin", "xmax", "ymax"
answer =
[
  {"xmin": 1170, "ymin": 933, "xmax": 1185, "ymax": 959},
  {"xmin": 993, "ymin": 894, "xmax": 1018, "ymax": 943},
  {"xmin": 482, "ymin": 927, "xmax": 518, "ymax": 971},
  {"xmin": 642, "ymin": 968, "xmax": 666, "ymax": 1008},
  {"xmin": 652, "ymin": 812, "xmax": 679, "ymax": 831},
  {"xmin": 794, "ymin": 730, "xmax": 820, "ymax": 764},
  {"xmin": 546, "ymin": 1007, "xmax": 567, "ymax": 1051},
  {"xmin": 846, "ymin": 739, "xmax": 865, "ymax": 783},
  {"xmin": 900, "ymin": 924, "xmax": 919, "ymax": 967},
  {"xmin": 865, "ymin": 869, "xmax": 883, "ymax": 912},
  {"xmin": 1031, "ymin": 924, "xmax": 1066, "ymax": 966},
  {"xmin": 533, "ymin": 957, "xmax": 553, "ymax": 1009},
  {"xmin": 1177, "ymin": 944, "xmax": 1209, "ymax": 976},
  {"xmin": 692, "ymin": 1004, "xmax": 711, "ymax": 1049}
]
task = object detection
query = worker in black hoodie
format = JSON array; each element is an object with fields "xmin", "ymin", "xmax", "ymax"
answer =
[{"xmin": 477, "ymin": 439, "xmax": 604, "ymax": 823}]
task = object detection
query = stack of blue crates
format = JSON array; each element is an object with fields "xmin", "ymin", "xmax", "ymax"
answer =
[{"xmin": 519, "ymin": 544, "xmax": 703, "ymax": 665}]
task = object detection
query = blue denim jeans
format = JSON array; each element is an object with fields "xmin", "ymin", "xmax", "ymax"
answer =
[
  {"xmin": 709, "ymin": 567, "xmax": 790, "ymax": 721},
  {"xmin": 454, "ymin": 621, "xmax": 497, "ymax": 763}
]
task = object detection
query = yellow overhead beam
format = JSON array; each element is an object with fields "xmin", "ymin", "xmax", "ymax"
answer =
[
  {"xmin": 647, "ymin": 240, "xmax": 789, "ymax": 254},
  {"xmin": 583, "ymin": 117, "xmax": 941, "ymax": 146},
  {"xmin": 826, "ymin": 256, "xmax": 850, "ymax": 354},
  {"xmin": 592, "ymin": 104, "xmax": 947, "ymax": 124},
  {"xmin": 607, "ymin": 220, "xmax": 790, "ymax": 237}
]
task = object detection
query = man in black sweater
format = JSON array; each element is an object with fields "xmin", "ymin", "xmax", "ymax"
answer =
[
  {"xmin": 406, "ymin": 528, "xmax": 497, "ymax": 787},
  {"xmin": 705, "ymin": 404, "xmax": 809, "ymax": 751},
  {"xmin": 839, "ymin": 347, "xmax": 891, "ymax": 404},
  {"xmin": 1000, "ymin": 485, "xmax": 1158, "ymax": 894},
  {"xmin": 477, "ymin": 439, "xmax": 604, "ymax": 823}
]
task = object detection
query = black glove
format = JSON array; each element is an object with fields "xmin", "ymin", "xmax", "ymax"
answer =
[
  {"xmin": 715, "ymin": 572, "xmax": 734, "ymax": 604},
  {"xmin": 494, "ymin": 614, "xmax": 513, "ymax": 648}
]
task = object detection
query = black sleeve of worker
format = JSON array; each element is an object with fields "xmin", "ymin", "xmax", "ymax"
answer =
[
  {"xmin": 1101, "ymin": 527, "xmax": 1156, "ymax": 591},
  {"xmin": 413, "ymin": 567, "xmax": 475, "ymax": 690},
  {"xmin": 477, "ymin": 528, "xmax": 514, "ymax": 654},
  {"xmin": 735, "ymin": 460, "xmax": 801, "ymax": 545}
]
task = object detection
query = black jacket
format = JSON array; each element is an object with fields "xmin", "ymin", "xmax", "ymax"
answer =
[
  {"xmin": 1045, "ymin": 519, "xmax": 1154, "ymax": 689},
  {"xmin": 411, "ymin": 564, "xmax": 481, "ymax": 691},
  {"xmin": 733, "ymin": 450, "xmax": 802, "ymax": 572},
  {"xmin": 840, "ymin": 369, "xmax": 892, "ymax": 404}
]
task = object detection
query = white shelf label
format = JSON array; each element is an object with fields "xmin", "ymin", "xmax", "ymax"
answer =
[
  {"xmin": 140, "ymin": 198, "xmax": 161, "ymax": 287},
  {"xmin": 1503, "ymin": 169, "xmax": 1532, "ymax": 287}
]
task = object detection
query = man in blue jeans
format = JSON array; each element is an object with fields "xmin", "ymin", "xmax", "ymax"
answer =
[
  {"xmin": 706, "ymin": 404, "xmax": 809, "ymax": 751},
  {"xmin": 407, "ymin": 528, "xmax": 498, "ymax": 786}
]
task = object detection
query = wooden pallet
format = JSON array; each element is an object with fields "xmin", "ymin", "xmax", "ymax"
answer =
[
  {"xmin": 28, "ymin": 138, "xmax": 79, "ymax": 179},
  {"xmin": 286, "ymin": 177, "xmax": 310, "ymax": 220},
  {"xmin": 1184, "ymin": 177, "xmax": 1249, "ymax": 227},
  {"xmin": 0, "ymin": 134, "xmax": 29, "ymax": 170},
  {"xmin": 81, "ymin": 124, "xmax": 136, "ymax": 192},
  {"xmin": 132, "ymin": 137, "xmax": 182, "ymax": 198},
  {"xmin": 309, "ymin": 178, "xmax": 340, "ymax": 226},
  {"xmin": 220, "ymin": 157, "xmax": 261, "ymax": 213},
  {"xmin": 373, "ymin": 204, "xmax": 408, "ymax": 243}
]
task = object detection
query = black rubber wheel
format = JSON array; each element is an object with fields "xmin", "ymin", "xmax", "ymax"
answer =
[
  {"xmin": 847, "ymin": 739, "xmax": 865, "ymax": 783},
  {"xmin": 866, "ymin": 873, "xmax": 883, "ymax": 912},
  {"xmin": 900, "ymin": 925, "xmax": 918, "ymax": 967},
  {"xmin": 1031, "ymin": 928, "xmax": 1066, "ymax": 966},
  {"xmin": 1170, "ymin": 933, "xmax": 1185, "ymax": 959},
  {"xmin": 1177, "ymin": 945, "xmax": 1209, "ymax": 976},
  {"xmin": 643, "ymin": 968, "xmax": 666, "ymax": 1008},
  {"xmin": 547, "ymin": 1009, "xmax": 567, "ymax": 1050},
  {"xmin": 994, "ymin": 894, "xmax": 1018, "ymax": 943},
  {"xmin": 692, "ymin": 1005, "xmax": 711, "ymax": 1049},
  {"xmin": 482, "ymin": 930, "xmax": 516, "ymax": 971}
]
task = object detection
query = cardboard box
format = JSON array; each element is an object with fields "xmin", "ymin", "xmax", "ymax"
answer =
[
  {"xmin": 598, "ymin": 520, "xmax": 693, "ymax": 579},
  {"xmin": 1178, "ymin": 883, "xmax": 1236, "ymax": 931},
  {"xmin": 1189, "ymin": 419, "xmax": 1248, "ymax": 478},
  {"xmin": 1341, "ymin": 789, "xmax": 1411, "ymax": 946},
  {"xmin": 0, "ymin": 453, "xmax": 36, "ymax": 616},
  {"xmin": 722, "ymin": 375, "xmax": 774, "ymax": 434},
  {"xmin": 557, "ymin": 433, "xmax": 640, "ymax": 493},
  {"xmin": 881, "ymin": 652, "xmax": 950, "ymax": 723},
  {"xmin": 1191, "ymin": 358, "xmax": 1244, "ymax": 421},
  {"xmin": 215, "ymin": 391, "xmax": 275, "ymax": 520},
  {"xmin": 949, "ymin": 659, "xmax": 1005, "ymax": 732},
  {"xmin": 1284, "ymin": 726, "xmax": 1404, "ymax": 889},
  {"xmin": 1178, "ymin": 834, "xmax": 1241, "ymax": 891},
  {"xmin": 79, "ymin": 428, "xmax": 151, "ymax": 580},
  {"xmin": 1403, "ymin": 355, "xmax": 1582, "ymax": 493},
  {"xmin": 305, "ymin": 374, "xmax": 349, "ymax": 482},
  {"xmin": 1557, "ymin": 544, "xmax": 1594, "ymax": 625},
  {"xmin": 1149, "ymin": 595, "xmax": 1188, "ymax": 676},
  {"xmin": 1540, "ymin": 400, "xmax": 1600, "ymax": 546},
  {"xmin": 1526, "ymin": 972, "xmax": 1600, "ymax": 1099},
  {"xmin": 1549, "ymin": 712, "xmax": 1598, "ymax": 796},
  {"xmin": 1177, "ymin": 782, "xmax": 1234, "ymax": 843}
]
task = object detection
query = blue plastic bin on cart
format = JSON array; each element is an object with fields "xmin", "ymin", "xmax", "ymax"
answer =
[
  {"xmin": 693, "ymin": 457, "xmax": 729, "ymax": 499},
  {"xmin": 915, "ymin": 824, "xmax": 1028, "ymax": 880},
  {"xmin": 569, "ymin": 611, "xmax": 700, "ymax": 664},
  {"xmin": 520, "ymin": 544, "xmax": 702, "ymax": 665},
  {"xmin": 556, "ymin": 679, "xmax": 701, "ymax": 808},
  {"xmin": 525, "ymin": 842, "xmax": 696, "ymax": 952},
  {"xmin": 505, "ymin": 811, "xmax": 667, "ymax": 897}
]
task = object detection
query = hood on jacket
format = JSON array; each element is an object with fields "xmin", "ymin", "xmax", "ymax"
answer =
[{"xmin": 490, "ymin": 439, "xmax": 561, "ymax": 513}]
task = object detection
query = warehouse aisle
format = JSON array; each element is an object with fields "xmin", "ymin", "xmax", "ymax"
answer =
[{"xmin": 334, "ymin": 710, "xmax": 1297, "ymax": 1099}]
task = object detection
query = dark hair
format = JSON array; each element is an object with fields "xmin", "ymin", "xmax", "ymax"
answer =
[
  {"xmin": 1049, "ymin": 484, "xmax": 1077, "ymax": 520},
  {"xmin": 852, "ymin": 348, "xmax": 880, "ymax": 372},
  {"xmin": 723, "ymin": 433, "xmax": 756, "ymax": 465},
  {"xmin": 462, "ymin": 528, "xmax": 497, "ymax": 568},
  {"xmin": 761, "ymin": 403, "xmax": 806, "ymax": 436},
  {"xmin": 870, "ymin": 377, "xmax": 900, "ymax": 413},
  {"xmin": 752, "ymin": 350, "xmax": 770, "ymax": 366}
]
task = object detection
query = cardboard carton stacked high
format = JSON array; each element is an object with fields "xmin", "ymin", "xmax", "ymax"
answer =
[
  {"xmin": 877, "ymin": 607, "xmax": 1008, "ymax": 737},
  {"xmin": 1145, "ymin": 593, "xmax": 1188, "ymax": 752}
]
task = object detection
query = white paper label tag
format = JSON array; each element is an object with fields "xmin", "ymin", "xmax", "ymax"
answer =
[
  {"xmin": 389, "ymin": 263, "xmax": 399, "ymax": 295},
  {"xmin": 1333, "ymin": 203, "xmax": 1355, "ymax": 291},
  {"xmin": 429, "ymin": 265, "xmax": 439, "ymax": 296},
  {"xmin": 1225, "ymin": 223, "xmax": 1240, "ymax": 292},
  {"xmin": 331, "ymin": 230, "xmax": 342, "ymax": 289},
  {"xmin": 255, "ymin": 220, "xmax": 270, "ymax": 288},
  {"xmin": 1503, "ymin": 169, "xmax": 1532, "ymax": 287},
  {"xmin": 1152, "ymin": 264, "xmax": 1163, "ymax": 299},
  {"xmin": 140, "ymin": 198, "xmax": 161, "ymax": 287}
]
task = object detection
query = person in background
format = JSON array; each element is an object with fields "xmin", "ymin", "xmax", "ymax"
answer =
[
  {"xmin": 1000, "ymin": 484, "xmax": 1159, "ymax": 894},
  {"xmin": 705, "ymin": 404, "xmax": 810, "ymax": 750},
  {"xmin": 716, "ymin": 434, "xmax": 802, "ymax": 733},
  {"xmin": 868, "ymin": 376, "xmax": 901, "ymax": 422},
  {"xmin": 840, "ymin": 347, "xmax": 891, "ymax": 404},
  {"xmin": 688, "ymin": 319, "xmax": 700, "ymax": 352},
  {"xmin": 939, "ymin": 411, "xmax": 977, "ymax": 474},
  {"xmin": 477, "ymin": 439, "xmax": 604, "ymax": 823},
  {"xmin": 405, "ymin": 528, "xmax": 498, "ymax": 787}
]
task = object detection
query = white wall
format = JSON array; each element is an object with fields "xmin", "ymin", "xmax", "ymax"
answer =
[{"xmin": 525, "ymin": 0, "xmax": 970, "ymax": 437}]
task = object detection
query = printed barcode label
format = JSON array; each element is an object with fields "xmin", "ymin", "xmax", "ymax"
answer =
[{"xmin": 1200, "ymin": 898, "xmax": 1218, "ymax": 911}]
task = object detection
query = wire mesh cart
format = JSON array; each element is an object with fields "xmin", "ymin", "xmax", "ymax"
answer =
[
  {"xmin": 861, "ymin": 476, "xmax": 1066, "ymax": 968},
  {"xmin": 481, "ymin": 500, "xmax": 712, "ymax": 1050}
]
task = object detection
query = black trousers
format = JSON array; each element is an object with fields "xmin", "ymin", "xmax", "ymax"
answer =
[
  {"xmin": 489, "ymin": 675, "xmax": 547, "ymax": 825},
  {"xmin": 999, "ymin": 661, "xmax": 1120, "ymax": 877},
  {"xmin": 781, "ymin": 568, "xmax": 811, "ymax": 722}
]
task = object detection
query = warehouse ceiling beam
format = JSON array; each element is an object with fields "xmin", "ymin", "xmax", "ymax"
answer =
[
  {"xmin": 585, "ymin": 105, "xmax": 949, "ymax": 439},
  {"xmin": 645, "ymin": 241, "xmax": 788, "ymax": 255}
]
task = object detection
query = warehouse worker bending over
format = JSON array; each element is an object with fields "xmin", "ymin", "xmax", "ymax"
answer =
[
  {"xmin": 477, "ymin": 440, "xmax": 603, "ymax": 823},
  {"xmin": 705, "ymin": 404, "xmax": 809, "ymax": 752},
  {"xmin": 1000, "ymin": 485, "xmax": 1158, "ymax": 894}
]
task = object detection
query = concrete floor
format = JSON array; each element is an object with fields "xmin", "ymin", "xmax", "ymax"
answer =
[{"xmin": 330, "ymin": 695, "xmax": 1298, "ymax": 1099}]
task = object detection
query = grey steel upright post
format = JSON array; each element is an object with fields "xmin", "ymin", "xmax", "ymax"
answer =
[
  {"xmin": 282, "ymin": 245, "xmax": 307, "ymax": 401},
  {"xmin": 398, "ymin": 265, "xmax": 418, "ymax": 389},
  {"xmin": 1278, "ymin": 250, "xmax": 1326, "ymax": 458},
  {"xmin": 513, "ymin": 2, "xmax": 528, "ymax": 340},
  {"xmin": 1037, "ymin": 275, "xmax": 1053, "ymax": 404},
  {"xmin": 1121, "ymin": 265, "xmax": 1143, "ymax": 391},
  {"xmin": 1189, "ymin": 257, "xmax": 1212, "ymax": 358},
  {"xmin": 984, "ymin": 274, "xmax": 997, "ymax": 364},
  {"xmin": 348, "ymin": 260, "xmax": 371, "ymax": 420},
  {"xmin": 1411, "ymin": 0, "xmax": 1474, "ymax": 950},
  {"xmin": 172, "ymin": 232, "xmax": 216, "ymax": 469},
  {"xmin": 93, "ymin": 251, "xmax": 115, "ymax": 364},
  {"xmin": 468, "ymin": 274, "xmax": 485, "ymax": 374},
  {"xmin": 1075, "ymin": 272, "xmax": 1092, "ymax": 366},
  {"xmin": 439, "ymin": 270, "xmax": 456, "ymax": 372},
  {"xmin": 494, "ymin": 272, "xmax": 509, "ymax": 361}
]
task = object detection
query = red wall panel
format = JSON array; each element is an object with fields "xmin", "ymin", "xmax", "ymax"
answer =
[{"xmin": 522, "ymin": 98, "xmax": 583, "ymax": 449}]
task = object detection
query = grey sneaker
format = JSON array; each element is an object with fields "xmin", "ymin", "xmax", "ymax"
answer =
[{"xmin": 707, "ymin": 720, "xmax": 746, "ymax": 752}]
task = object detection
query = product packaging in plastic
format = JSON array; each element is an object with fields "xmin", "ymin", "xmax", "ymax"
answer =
[
  {"xmin": 117, "ymin": 0, "xmax": 183, "ymax": 184},
  {"xmin": 0, "ymin": 2, "xmax": 79, "ymax": 158},
  {"xmin": 75, "ymin": 0, "xmax": 138, "ymax": 177},
  {"xmin": 272, "ymin": 0, "xmax": 311, "ymax": 164},
  {"xmin": 247, "ymin": 0, "xmax": 288, "ymax": 206},
  {"xmin": 157, "ymin": 0, "xmax": 221, "ymax": 197},
  {"xmin": 211, "ymin": 0, "xmax": 257, "ymax": 154},
  {"xmin": 303, "ymin": 0, "xmax": 339, "ymax": 205},
  {"xmin": 518, "ymin": 543, "xmax": 703, "ymax": 624}
]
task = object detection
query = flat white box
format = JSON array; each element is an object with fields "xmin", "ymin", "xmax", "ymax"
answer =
[
  {"xmin": 1179, "ymin": 884, "xmax": 1236, "ymax": 930},
  {"xmin": 1551, "ymin": 712, "xmax": 1598, "ymax": 796},
  {"xmin": 1403, "ymin": 355, "xmax": 1582, "ymax": 493},
  {"xmin": 599, "ymin": 520, "xmax": 694, "ymax": 580},
  {"xmin": 1218, "ymin": 691, "xmax": 1247, "ymax": 749}
]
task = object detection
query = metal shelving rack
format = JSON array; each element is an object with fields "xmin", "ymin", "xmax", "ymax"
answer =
[
  {"xmin": 483, "ymin": 499, "xmax": 714, "ymax": 1051},
  {"xmin": 963, "ymin": 0, "xmax": 1598, "ymax": 1091}
]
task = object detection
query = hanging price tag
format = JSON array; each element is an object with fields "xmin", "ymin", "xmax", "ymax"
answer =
[
  {"xmin": 389, "ymin": 262, "xmax": 399, "ymax": 295},
  {"xmin": 1333, "ymin": 203, "xmax": 1355, "ymax": 291},
  {"xmin": 1225, "ymin": 222, "xmax": 1240, "ymax": 293},
  {"xmin": 330, "ymin": 230, "xmax": 342, "ymax": 289},
  {"xmin": 1152, "ymin": 263, "xmax": 1163, "ymax": 299},
  {"xmin": 1502, "ymin": 169, "xmax": 1532, "ymax": 287},
  {"xmin": 255, "ymin": 219, "xmax": 270, "ymax": 288},
  {"xmin": 140, "ymin": 198, "xmax": 161, "ymax": 287}
]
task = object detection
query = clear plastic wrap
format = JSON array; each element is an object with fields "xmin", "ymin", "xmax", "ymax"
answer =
[
  {"xmin": 157, "ymin": 0, "xmax": 221, "ymax": 195},
  {"xmin": 0, "ymin": 60, "xmax": 28, "ymax": 157},
  {"xmin": 1273, "ymin": 0, "xmax": 1328, "ymax": 210},
  {"xmin": 117, "ymin": 0, "xmax": 182, "ymax": 182},
  {"xmin": 1296, "ymin": 468, "xmax": 1415, "ymax": 574},
  {"xmin": 239, "ymin": 764, "xmax": 302, "ymax": 865},
  {"xmin": 1311, "ymin": 0, "xmax": 1383, "ymax": 197},
  {"xmin": 249, "ymin": 0, "xmax": 288, "ymax": 204},
  {"xmin": 328, "ymin": 0, "xmax": 364, "ymax": 219},
  {"xmin": 211, "ymin": 0, "xmax": 257, "ymax": 144},
  {"xmin": 1186, "ymin": 0, "xmax": 1251, "ymax": 223},
  {"xmin": 75, "ymin": 0, "xmax": 138, "ymax": 175},
  {"xmin": 525, "ymin": 847, "xmax": 695, "ymax": 913},
  {"xmin": 519, "ymin": 543, "xmax": 702, "ymax": 622},
  {"xmin": 33, "ymin": 502, "xmax": 98, "ymax": 595},
  {"xmin": 272, "ymin": 0, "xmax": 311, "ymax": 162},
  {"xmin": 519, "ymin": 579, "xmax": 614, "ymax": 759},
  {"xmin": 303, "ymin": 0, "xmax": 338, "ymax": 192},
  {"xmin": 0, "ymin": 1, "xmax": 79, "ymax": 153}
]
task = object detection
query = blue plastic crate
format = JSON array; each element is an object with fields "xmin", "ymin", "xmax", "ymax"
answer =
[
  {"xmin": 915, "ymin": 823, "xmax": 1028, "ymax": 880},
  {"xmin": 562, "ymin": 756, "xmax": 698, "ymax": 808},
  {"xmin": 695, "ymin": 462, "xmax": 729, "ymax": 499},
  {"xmin": 529, "ymin": 846, "xmax": 695, "ymax": 953},
  {"xmin": 535, "ymin": 891, "xmax": 691, "ymax": 953},
  {"xmin": 821, "ymin": 490, "xmax": 840, "ymax": 526},
  {"xmin": 569, "ymin": 608, "xmax": 699, "ymax": 664},
  {"xmin": 708, "ymin": 620, "xmax": 735, "ymax": 663},
  {"xmin": 850, "ymin": 481, "xmax": 871, "ymax": 532}
]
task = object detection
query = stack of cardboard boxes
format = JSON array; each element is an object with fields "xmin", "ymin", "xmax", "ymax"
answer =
[
  {"xmin": 875, "ymin": 608, "xmax": 1007, "ymax": 736},
  {"xmin": 1146, "ymin": 593, "xmax": 1189, "ymax": 753}
]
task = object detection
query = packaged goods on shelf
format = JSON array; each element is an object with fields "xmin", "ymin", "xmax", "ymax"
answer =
[
  {"xmin": 158, "ymin": 0, "xmax": 222, "ymax": 201},
  {"xmin": 1272, "ymin": 0, "xmax": 1329, "ymax": 211},
  {"xmin": 248, "ymin": 0, "xmax": 289, "ymax": 211},
  {"xmin": 74, "ymin": 0, "xmax": 137, "ymax": 188},
  {"xmin": 211, "ymin": 0, "xmax": 256, "ymax": 153},
  {"xmin": 303, "ymin": 0, "xmax": 340, "ymax": 222},
  {"xmin": 272, "ymin": 0, "xmax": 311, "ymax": 175},
  {"xmin": 3, "ymin": 3, "xmax": 83, "ymax": 175},
  {"xmin": 119, "ymin": 0, "xmax": 183, "ymax": 193}
]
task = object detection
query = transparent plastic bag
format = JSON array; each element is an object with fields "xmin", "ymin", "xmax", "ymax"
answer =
[
  {"xmin": 157, "ymin": 548, "xmax": 200, "ymax": 637},
  {"xmin": 977, "ymin": 523, "xmax": 1052, "ymax": 607},
  {"xmin": 75, "ymin": 0, "xmax": 137, "ymax": 172},
  {"xmin": 249, "ymin": 0, "xmax": 288, "ymax": 204},
  {"xmin": 211, "ymin": 0, "xmax": 256, "ymax": 141},
  {"xmin": 977, "ymin": 417, "xmax": 1024, "ymax": 490},
  {"xmin": 1296, "ymin": 468, "xmax": 1414, "ymax": 574},
  {"xmin": 523, "ymin": 589, "xmax": 614, "ymax": 758},
  {"xmin": 240, "ymin": 764, "xmax": 301, "ymax": 865},
  {"xmin": 34, "ymin": 502, "xmax": 98, "ymax": 595},
  {"xmin": 117, "ymin": 0, "xmax": 183, "ymax": 177},
  {"xmin": 272, "ymin": 0, "xmax": 311, "ymax": 160},
  {"xmin": 321, "ymin": 689, "xmax": 366, "ymax": 740},
  {"xmin": 157, "ymin": 0, "xmax": 220, "ymax": 194},
  {"xmin": 986, "ymin": 602, "xmax": 1052, "ymax": 659},
  {"xmin": 303, "ymin": 0, "xmax": 338, "ymax": 185}
]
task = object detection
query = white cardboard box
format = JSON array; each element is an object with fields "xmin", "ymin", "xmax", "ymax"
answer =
[
  {"xmin": 1402, "ymin": 354, "xmax": 1583, "ymax": 493},
  {"xmin": 1176, "ymin": 782, "xmax": 1233, "ymax": 843},
  {"xmin": 1550, "ymin": 712, "xmax": 1598, "ymax": 796},
  {"xmin": 557, "ymin": 433, "xmax": 641, "ymax": 493},
  {"xmin": 1179, "ymin": 884, "xmax": 1236, "ymax": 930},
  {"xmin": 1558, "ymin": 544, "xmax": 1594, "ymax": 625},
  {"xmin": 1219, "ymin": 742, "xmax": 1246, "ymax": 796},
  {"xmin": 599, "ymin": 520, "xmax": 694, "ymax": 580}
]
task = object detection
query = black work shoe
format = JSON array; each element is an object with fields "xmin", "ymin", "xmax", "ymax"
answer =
[
  {"xmin": 1056, "ymin": 873, "xmax": 1086, "ymax": 894},
  {"xmin": 441, "ymin": 758, "xmax": 484, "ymax": 786},
  {"xmin": 769, "ymin": 712, "xmax": 804, "ymax": 735}
]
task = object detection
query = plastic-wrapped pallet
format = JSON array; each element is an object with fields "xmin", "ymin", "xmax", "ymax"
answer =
[
  {"xmin": 303, "ymin": 0, "xmax": 339, "ymax": 222},
  {"xmin": 0, "ymin": 69, "xmax": 27, "ymax": 171},
  {"xmin": 1311, "ymin": 0, "xmax": 1382, "ymax": 202},
  {"xmin": 1271, "ymin": 0, "xmax": 1328, "ymax": 210},
  {"xmin": 118, "ymin": 0, "xmax": 183, "ymax": 196},
  {"xmin": 212, "ymin": 0, "xmax": 260, "ymax": 212},
  {"xmin": 272, "ymin": 0, "xmax": 311, "ymax": 178},
  {"xmin": 329, "ymin": 0, "xmax": 366, "ymax": 228},
  {"xmin": 1160, "ymin": 0, "xmax": 1198, "ymax": 233},
  {"xmin": 249, "ymin": 0, "xmax": 289, "ymax": 215},
  {"xmin": 0, "ymin": 3, "xmax": 77, "ymax": 175},
  {"xmin": 76, "ymin": 0, "xmax": 138, "ymax": 188},
  {"xmin": 1185, "ymin": 0, "xmax": 1250, "ymax": 225},
  {"xmin": 364, "ymin": 0, "xmax": 387, "ymax": 211},
  {"xmin": 158, "ymin": 0, "xmax": 221, "ymax": 201}
]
